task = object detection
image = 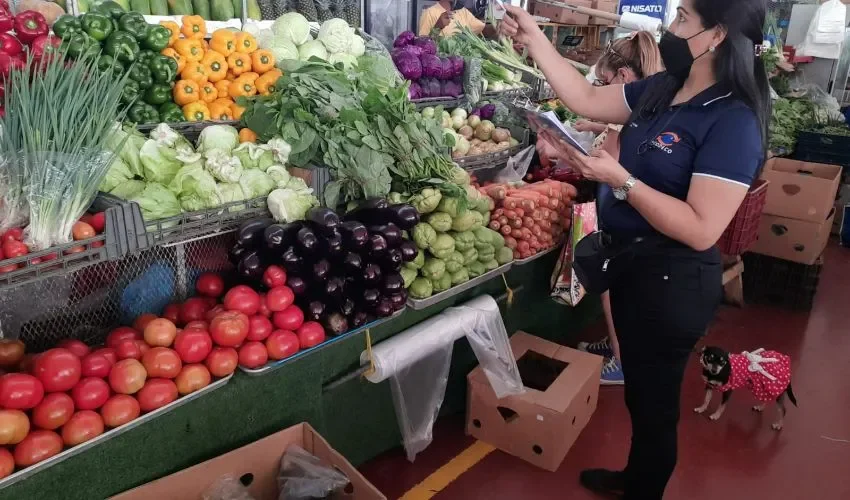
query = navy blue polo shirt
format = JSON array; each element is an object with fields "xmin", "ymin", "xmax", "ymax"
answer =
[{"xmin": 597, "ymin": 73, "xmax": 763, "ymax": 238}]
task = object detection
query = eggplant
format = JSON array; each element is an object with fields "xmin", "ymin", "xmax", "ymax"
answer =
[
  {"xmin": 306, "ymin": 207, "xmax": 340, "ymax": 236},
  {"xmin": 351, "ymin": 311, "xmax": 371, "ymax": 328},
  {"xmin": 322, "ymin": 312, "xmax": 349, "ymax": 336},
  {"xmin": 362, "ymin": 289, "xmax": 381, "ymax": 307},
  {"xmin": 383, "ymin": 273, "xmax": 404, "ymax": 294},
  {"xmin": 388, "ymin": 204, "xmax": 420, "ymax": 230},
  {"xmin": 368, "ymin": 234, "xmax": 388, "ymax": 260},
  {"xmin": 237, "ymin": 218, "xmax": 275, "ymax": 249},
  {"xmin": 343, "ymin": 207, "xmax": 392, "ymax": 227},
  {"xmin": 296, "ymin": 227, "xmax": 319, "ymax": 253},
  {"xmin": 306, "ymin": 300, "xmax": 326, "ymax": 322},
  {"xmin": 382, "ymin": 248, "xmax": 403, "ymax": 272},
  {"xmin": 287, "ymin": 275, "xmax": 308, "ymax": 296},
  {"xmin": 264, "ymin": 222, "xmax": 302, "ymax": 252},
  {"xmin": 389, "ymin": 292, "xmax": 406, "ymax": 311},
  {"xmin": 321, "ymin": 230, "xmax": 344, "ymax": 259},
  {"xmin": 374, "ymin": 297, "xmax": 394, "ymax": 318},
  {"xmin": 368, "ymin": 223, "xmax": 402, "ymax": 247},
  {"xmin": 325, "ymin": 277, "xmax": 346, "ymax": 301},
  {"xmin": 281, "ymin": 247, "xmax": 304, "ymax": 274},
  {"xmin": 338, "ymin": 221, "xmax": 369, "ymax": 250},
  {"xmin": 362, "ymin": 263, "xmax": 382, "ymax": 286},
  {"xmin": 313, "ymin": 259, "xmax": 332, "ymax": 283},
  {"xmin": 340, "ymin": 298, "xmax": 356, "ymax": 317},
  {"xmin": 229, "ymin": 243, "xmax": 249, "ymax": 266},
  {"xmin": 398, "ymin": 241, "xmax": 418, "ymax": 263},
  {"xmin": 237, "ymin": 251, "xmax": 264, "ymax": 280},
  {"xmin": 342, "ymin": 252, "xmax": 363, "ymax": 275},
  {"xmin": 359, "ymin": 198, "xmax": 390, "ymax": 210}
]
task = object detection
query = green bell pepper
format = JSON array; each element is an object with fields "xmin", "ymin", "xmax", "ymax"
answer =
[
  {"xmin": 150, "ymin": 54, "xmax": 178, "ymax": 83},
  {"xmin": 127, "ymin": 102, "xmax": 159, "ymax": 124},
  {"xmin": 104, "ymin": 31, "xmax": 139, "ymax": 64},
  {"xmin": 142, "ymin": 25, "xmax": 171, "ymax": 52},
  {"xmin": 136, "ymin": 49, "xmax": 156, "ymax": 67},
  {"xmin": 128, "ymin": 64, "xmax": 153, "ymax": 89},
  {"xmin": 95, "ymin": 0, "xmax": 127, "ymax": 20},
  {"xmin": 119, "ymin": 79, "xmax": 140, "ymax": 106},
  {"xmin": 117, "ymin": 12, "xmax": 148, "ymax": 42},
  {"xmin": 53, "ymin": 15, "xmax": 83, "ymax": 41},
  {"xmin": 97, "ymin": 53, "xmax": 119, "ymax": 72},
  {"xmin": 80, "ymin": 12, "xmax": 114, "ymax": 42},
  {"xmin": 144, "ymin": 83, "xmax": 172, "ymax": 105},
  {"xmin": 159, "ymin": 102, "xmax": 184, "ymax": 123},
  {"xmin": 65, "ymin": 33, "xmax": 100, "ymax": 59}
]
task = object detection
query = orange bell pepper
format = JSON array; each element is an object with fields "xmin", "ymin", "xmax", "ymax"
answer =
[
  {"xmin": 209, "ymin": 101, "xmax": 235, "ymax": 121},
  {"xmin": 230, "ymin": 102, "xmax": 245, "ymax": 120},
  {"xmin": 202, "ymin": 51, "xmax": 228, "ymax": 83},
  {"xmin": 255, "ymin": 69, "xmax": 282, "ymax": 95},
  {"xmin": 239, "ymin": 128, "xmax": 258, "ymax": 143},
  {"xmin": 214, "ymin": 80, "xmax": 231, "ymax": 99},
  {"xmin": 180, "ymin": 62, "xmax": 208, "ymax": 84},
  {"xmin": 200, "ymin": 82, "xmax": 218, "ymax": 104},
  {"xmin": 183, "ymin": 102, "xmax": 211, "ymax": 122},
  {"xmin": 159, "ymin": 21, "xmax": 180, "ymax": 47},
  {"xmin": 250, "ymin": 49, "xmax": 275, "ymax": 73},
  {"xmin": 226, "ymin": 52, "xmax": 251, "ymax": 76},
  {"xmin": 173, "ymin": 79, "xmax": 200, "ymax": 106},
  {"xmin": 174, "ymin": 38, "xmax": 204, "ymax": 62},
  {"xmin": 209, "ymin": 29, "xmax": 236, "ymax": 57},
  {"xmin": 228, "ymin": 73, "xmax": 257, "ymax": 99},
  {"xmin": 234, "ymin": 32, "xmax": 258, "ymax": 54},
  {"xmin": 161, "ymin": 48, "xmax": 186, "ymax": 74},
  {"xmin": 181, "ymin": 15, "xmax": 206, "ymax": 40}
]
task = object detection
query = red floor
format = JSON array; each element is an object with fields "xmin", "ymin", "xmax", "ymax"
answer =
[{"xmin": 361, "ymin": 243, "xmax": 850, "ymax": 499}]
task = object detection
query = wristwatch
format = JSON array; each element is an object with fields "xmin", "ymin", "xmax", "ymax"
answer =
[{"xmin": 613, "ymin": 176, "xmax": 637, "ymax": 201}]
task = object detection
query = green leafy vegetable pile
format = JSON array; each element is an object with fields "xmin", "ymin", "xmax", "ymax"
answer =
[{"xmin": 769, "ymin": 97, "xmax": 815, "ymax": 154}]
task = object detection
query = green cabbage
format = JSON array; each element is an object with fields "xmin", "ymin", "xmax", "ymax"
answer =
[
  {"xmin": 168, "ymin": 161, "xmax": 220, "ymax": 211},
  {"xmin": 109, "ymin": 179, "xmax": 145, "ymax": 200},
  {"xmin": 350, "ymin": 35, "xmax": 365, "ymax": 57},
  {"xmin": 239, "ymin": 169, "xmax": 276, "ymax": 199},
  {"xmin": 267, "ymin": 187, "xmax": 318, "ymax": 223},
  {"xmin": 131, "ymin": 183, "xmax": 181, "ymax": 221},
  {"xmin": 355, "ymin": 55, "xmax": 402, "ymax": 95},
  {"xmin": 139, "ymin": 139, "xmax": 182, "ymax": 185},
  {"xmin": 104, "ymin": 123, "xmax": 146, "ymax": 178},
  {"xmin": 268, "ymin": 38, "xmax": 299, "ymax": 67},
  {"xmin": 217, "ymin": 183, "xmax": 246, "ymax": 205},
  {"xmin": 99, "ymin": 157, "xmax": 134, "ymax": 192},
  {"xmin": 266, "ymin": 165, "xmax": 291, "ymax": 187},
  {"xmin": 233, "ymin": 142, "xmax": 275, "ymax": 171},
  {"xmin": 299, "ymin": 40, "xmax": 328, "ymax": 61},
  {"xmin": 271, "ymin": 12, "xmax": 311, "ymax": 46},
  {"xmin": 196, "ymin": 125, "xmax": 239, "ymax": 155},
  {"xmin": 317, "ymin": 18, "xmax": 353, "ymax": 54}
]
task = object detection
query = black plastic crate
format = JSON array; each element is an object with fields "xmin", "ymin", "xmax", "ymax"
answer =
[
  {"xmin": 794, "ymin": 130, "xmax": 850, "ymax": 170},
  {"xmin": 742, "ymin": 252, "xmax": 823, "ymax": 311}
]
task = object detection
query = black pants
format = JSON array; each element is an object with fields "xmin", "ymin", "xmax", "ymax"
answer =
[{"xmin": 609, "ymin": 245, "xmax": 722, "ymax": 499}]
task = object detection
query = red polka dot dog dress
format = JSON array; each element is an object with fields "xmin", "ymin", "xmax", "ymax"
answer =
[{"xmin": 715, "ymin": 348, "xmax": 792, "ymax": 401}]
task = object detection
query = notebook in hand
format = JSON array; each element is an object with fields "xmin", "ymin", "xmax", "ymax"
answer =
[{"xmin": 526, "ymin": 109, "xmax": 589, "ymax": 155}]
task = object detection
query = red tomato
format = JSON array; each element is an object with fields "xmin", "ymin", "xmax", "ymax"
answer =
[
  {"xmin": 141, "ymin": 347, "xmax": 182, "ymax": 379},
  {"xmin": 173, "ymin": 329, "xmax": 213, "ymax": 364},
  {"xmin": 31, "ymin": 393, "xmax": 74, "ymax": 431},
  {"xmin": 297, "ymin": 322, "xmax": 326, "ymax": 349},
  {"xmin": 90, "ymin": 347, "xmax": 117, "ymax": 366},
  {"xmin": 2, "ymin": 240, "xmax": 28, "ymax": 259},
  {"xmin": 180, "ymin": 297, "xmax": 211, "ymax": 325},
  {"xmin": 265, "ymin": 330, "xmax": 300, "ymax": 360},
  {"xmin": 0, "ymin": 264, "xmax": 19, "ymax": 274},
  {"xmin": 262, "ymin": 265, "xmax": 287, "ymax": 288},
  {"xmin": 100, "ymin": 394, "xmax": 140, "ymax": 428},
  {"xmin": 273, "ymin": 305, "xmax": 304, "ymax": 331},
  {"xmin": 134, "ymin": 340, "xmax": 150, "ymax": 357},
  {"xmin": 238, "ymin": 342, "xmax": 268, "ymax": 369},
  {"xmin": 80, "ymin": 353, "xmax": 112, "ymax": 378},
  {"xmin": 17, "ymin": 353, "xmax": 38, "ymax": 374},
  {"xmin": 162, "ymin": 303, "xmax": 181, "ymax": 324},
  {"xmin": 223, "ymin": 285, "xmax": 261, "ymax": 315},
  {"xmin": 184, "ymin": 320, "xmax": 208, "ymax": 331},
  {"xmin": 1, "ymin": 228, "xmax": 22, "ymax": 243},
  {"xmin": 106, "ymin": 327, "xmax": 142, "ymax": 349},
  {"xmin": 144, "ymin": 318, "xmax": 178, "ymax": 347},
  {"xmin": 209, "ymin": 311, "xmax": 250, "ymax": 347},
  {"xmin": 0, "ymin": 373, "xmax": 44, "ymax": 409},
  {"xmin": 205, "ymin": 347, "xmax": 238, "ymax": 377},
  {"xmin": 0, "ymin": 409, "xmax": 30, "ymax": 445},
  {"xmin": 33, "ymin": 348, "xmax": 81, "ymax": 393},
  {"xmin": 57, "ymin": 339, "xmax": 90, "ymax": 358},
  {"xmin": 62, "ymin": 410, "xmax": 104, "ymax": 446},
  {"xmin": 257, "ymin": 293, "xmax": 272, "ymax": 317},
  {"xmin": 175, "ymin": 364, "xmax": 211, "ymax": 395},
  {"xmin": 108, "ymin": 359, "xmax": 147, "ymax": 395},
  {"xmin": 265, "ymin": 286, "xmax": 295, "ymax": 312},
  {"xmin": 205, "ymin": 304, "xmax": 227, "ymax": 322},
  {"xmin": 14, "ymin": 430, "xmax": 63, "ymax": 467},
  {"xmin": 89, "ymin": 212, "xmax": 106, "ymax": 233},
  {"xmin": 0, "ymin": 448, "xmax": 13, "ymax": 479},
  {"xmin": 0, "ymin": 339, "xmax": 25, "ymax": 369},
  {"xmin": 136, "ymin": 379, "xmax": 178, "ymax": 412},
  {"xmin": 71, "ymin": 377, "xmax": 110, "ymax": 411},
  {"xmin": 115, "ymin": 339, "xmax": 143, "ymax": 360},
  {"xmin": 72, "ymin": 221, "xmax": 96, "ymax": 241},
  {"xmin": 196, "ymin": 273, "xmax": 225, "ymax": 298},
  {"xmin": 132, "ymin": 313, "xmax": 158, "ymax": 332},
  {"xmin": 246, "ymin": 315, "xmax": 273, "ymax": 342}
]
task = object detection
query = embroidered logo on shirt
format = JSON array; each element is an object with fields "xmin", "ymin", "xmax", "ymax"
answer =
[{"xmin": 650, "ymin": 132, "xmax": 680, "ymax": 154}]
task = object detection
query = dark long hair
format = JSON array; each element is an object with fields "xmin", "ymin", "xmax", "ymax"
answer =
[{"xmin": 625, "ymin": 0, "xmax": 770, "ymax": 155}]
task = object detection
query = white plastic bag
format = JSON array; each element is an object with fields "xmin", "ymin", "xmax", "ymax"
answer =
[
  {"xmin": 493, "ymin": 145, "xmax": 535, "ymax": 183},
  {"xmin": 277, "ymin": 445, "xmax": 351, "ymax": 500},
  {"xmin": 797, "ymin": 0, "xmax": 846, "ymax": 59},
  {"xmin": 202, "ymin": 474, "xmax": 256, "ymax": 500}
]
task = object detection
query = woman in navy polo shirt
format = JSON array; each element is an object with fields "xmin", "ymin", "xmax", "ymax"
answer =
[{"xmin": 502, "ymin": 1, "xmax": 768, "ymax": 498}]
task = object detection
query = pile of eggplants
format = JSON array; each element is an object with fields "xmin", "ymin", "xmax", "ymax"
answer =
[{"xmin": 229, "ymin": 200, "xmax": 420, "ymax": 336}]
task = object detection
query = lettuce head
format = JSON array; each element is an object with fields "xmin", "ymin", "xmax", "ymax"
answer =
[
  {"xmin": 267, "ymin": 187, "xmax": 318, "ymax": 223},
  {"xmin": 239, "ymin": 169, "xmax": 276, "ymax": 199},
  {"xmin": 139, "ymin": 139, "xmax": 182, "ymax": 185},
  {"xmin": 272, "ymin": 12, "xmax": 311, "ymax": 46},
  {"xmin": 131, "ymin": 182, "xmax": 182, "ymax": 221},
  {"xmin": 317, "ymin": 18, "xmax": 353, "ymax": 54},
  {"xmin": 196, "ymin": 125, "xmax": 240, "ymax": 155}
]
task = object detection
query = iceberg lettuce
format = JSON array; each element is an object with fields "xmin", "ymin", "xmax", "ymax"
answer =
[
  {"xmin": 131, "ymin": 183, "xmax": 182, "ymax": 221},
  {"xmin": 239, "ymin": 169, "xmax": 276, "ymax": 199},
  {"xmin": 139, "ymin": 139, "xmax": 182, "ymax": 185}
]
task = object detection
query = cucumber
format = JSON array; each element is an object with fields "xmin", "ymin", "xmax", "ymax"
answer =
[
  {"xmin": 210, "ymin": 0, "xmax": 234, "ymax": 21},
  {"xmin": 130, "ymin": 0, "xmax": 151, "ymax": 14},
  {"xmin": 192, "ymin": 0, "xmax": 210, "ymax": 19},
  {"xmin": 231, "ymin": 0, "xmax": 242, "ymax": 20},
  {"xmin": 167, "ymin": 0, "xmax": 193, "ymax": 14},
  {"xmin": 150, "ymin": 0, "xmax": 168, "ymax": 15},
  {"xmin": 245, "ymin": 0, "xmax": 260, "ymax": 20}
]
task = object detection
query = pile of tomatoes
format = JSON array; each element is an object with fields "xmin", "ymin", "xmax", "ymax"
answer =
[
  {"xmin": 0, "ymin": 212, "xmax": 107, "ymax": 273},
  {"xmin": 0, "ymin": 270, "xmax": 320, "ymax": 479}
]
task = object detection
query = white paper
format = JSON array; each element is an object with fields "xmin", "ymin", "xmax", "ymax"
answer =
[{"xmin": 526, "ymin": 110, "xmax": 590, "ymax": 155}]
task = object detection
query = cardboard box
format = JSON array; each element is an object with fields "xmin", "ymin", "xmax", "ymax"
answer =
[
  {"xmin": 590, "ymin": 0, "xmax": 617, "ymax": 25},
  {"xmin": 113, "ymin": 423, "xmax": 385, "ymax": 500},
  {"xmin": 760, "ymin": 158, "xmax": 842, "ymax": 223},
  {"xmin": 466, "ymin": 332, "xmax": 602, "ymax": 472},
  {"xmin": 750, "ymin": 210, "xmax": 835, "ymax": 265},
  {"xmin": 533, "ymin": 0, "xmax": 592, "ymax": 25}
]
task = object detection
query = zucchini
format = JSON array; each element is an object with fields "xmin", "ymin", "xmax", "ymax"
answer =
[
  {"xmin": 150, "ymin": 0, "xmax": 168, "ymax": 14},
  {"xmin": 210, "ymin": 0, "xmax": 234, "ymax": 21},
  {"xmin": 192, "ymin": 0, "xmax": 210, "ymax": 18},
  {"xmin": 167, "ymin": 0, "xmax": 193, "ymax": 15},
  {"xmin": 129, "ymin": 0, "xmax": 151, "ymax": 14},
  {"xmin": 231, "ymin": 0, "xmax": 241, "ymax": 20}
]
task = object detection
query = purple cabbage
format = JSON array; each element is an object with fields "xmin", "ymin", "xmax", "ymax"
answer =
[
  {"xmin": 394, "ymin": 31, "xmax": 416, "ymax": 48},
  {"xmin": 420, "ymin": 54, "xmax": 442, "ymax": 79},
  {"xmin": 442, "ymin": 80, "xmax": 462, "ymax": 98},
  {"xmin": 479, "ymin": 104, "xmax": 496, "ymax": 120},
  {"xmin": 408, "ymin": 82, "xmax": 422, "ymax": 100},
  {"xmin": 440, "ymin": 58, "xmax": 454, "ymax": 80},
  {"xmin": 413, "ymin": 36, "xmax": 437, "ymax": 56},
  {"xmin": 448, "ymin": 56, "xmax": 465, "ymax": 78},
  {"xmin": 396, "ymin": 53, "xmax": 423, "ymax": 80},
  {"xmin": 392, "ymin": 45, "xmax": 424, "ymax": 64},
  {"xmin": 425, "ymin": 78, "xmax": 442, "ymax": 97}
]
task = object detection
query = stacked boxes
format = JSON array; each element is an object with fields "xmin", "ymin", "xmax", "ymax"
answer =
[
  {"xmin": 590, "ymin": 0, "xmax": 618, "ymax": 25},
  {"xmin": 532, "ymin": 0, "xmax": 592, "ymax": 25}
]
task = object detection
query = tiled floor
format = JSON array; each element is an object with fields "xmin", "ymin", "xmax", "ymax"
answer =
[{"xmin": 361, "ymin": 244, "xmax": 850, "ymax": 499}]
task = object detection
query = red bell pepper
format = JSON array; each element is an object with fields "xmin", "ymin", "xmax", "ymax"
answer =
[
  {"xmin": 30, "ymin": 35, "xmax": 60, "ymax": 61},
  {"xmin": 0, "ymin": 33, "xmax": 23, "ymax": 57},
  {"xmin": 0, "ymin": 8, "xmax": 13, "ymax": 33},
  {"xmin": 13, "ymin": 11, "xmax": 48, "ymax": 46},
  {"xmin": 0, "ymin": 52, "xmax": 24, "ymax": 78}
]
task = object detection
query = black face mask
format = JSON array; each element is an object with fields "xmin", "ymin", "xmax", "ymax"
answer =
[{"xmin": 659, "ymin": 29, "xmax": 708, "ymax": 81}]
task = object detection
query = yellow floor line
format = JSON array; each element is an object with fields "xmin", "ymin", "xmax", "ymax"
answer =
[{"xmin": 399, "ymin": 441, "xmax": 496, "ymax": 500}]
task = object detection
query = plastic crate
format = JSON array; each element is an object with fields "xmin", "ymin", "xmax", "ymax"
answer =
[
  {"xmin": 717, "ymin": 179, "xmax": 769, "ymax": 255},
  {"xmin": 453, "ymin": 125, "xmax": 531, "ymax": 171},
  {"xmin": 794, "ymin": 130, "xmax": 850, "ymax": 168},
  {"xmin": 742, "ymin": 252, "xmax": 823, "ymax": 311},
  {"xmin": 412, "ymin": 96, "xmax": 463, "ymax": 110}
]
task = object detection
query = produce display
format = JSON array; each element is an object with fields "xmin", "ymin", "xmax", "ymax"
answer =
[
  {"xmin": 76, "ymin": 0, "xmax": 261, "ymax": 20},
  {"xmin": 769, "ymin": 96, "xmax": 815, "ymax": 154},
  {"xmin": 391, "ymin": 31, "xmax": 464, "ymax": 100},
  {"xmin": 423, "ymin": 104, "xmax": 520, "ymax": 160},
  {"xmin": 0, "ymin": 214, "xmax": 107, "ymax": 274}
]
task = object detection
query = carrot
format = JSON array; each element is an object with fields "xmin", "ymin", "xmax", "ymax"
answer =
[
  {"xmin": 493, "ymin": 208, "xmax": 504, "ymax": 218},
  {"xmin": 563, "ymin": 183, "xmax": 578, "ymax": 199},
  {"xmin": 500, "ymin": 225, "xmax": 513, "ymax": 236},
  {"xmin": 510, "ymin": 218, "xmax": 523, "ymax": 229},
  {"xmin": 526, "ymin": 183, "xmax": 559, "ymax": 198},
  {"xmin": 549, "ymin": 211, "xmax": 559, "ymax": 223},
  {"xmin": 517, "ymin": 240, "xmax": 530, "ymax": 253},
  {"xmin": 502, "ymin": 197, "xmax": 523, "ymax": 210},
  {"xmin": 489, "ymin": 221, "xmax": 501, "ymax": 231},
  {"xmin": 483, "ymin": 184, "xmax": 508, "ymax": 201},
  {"xmin": 514, "ymin": 207, "xmax": 525, "ymax": 218},
  {"xmin": 531, "ymin": 225, "xmax": 542, "ymax": 237},
  {"xmin": 523, "ymin": 217, "xmax": 534, "ymax": 229},
  {"xmin": 498, "ymin": 215, "xmax": 509, "ymax": 226},
  {"xmin": 505, "ymin": 236, "xmax": 518, "ymax": 249},
  {"xmin": 511, "ymin": 228, "xmax": 523, "ymax": 239},
  {"xmin": 513, "ymin": 249, "xmax": 522, "ymax": 260},
  {"xmin": 539, "ymin": 220, "xmax": 552, "ymax": 231},
  {"xmin": 503, "ymin": 209, "xmax": 517, "ymax": 219},
  {"xmin": 521, "ymin": 228, "xmax": 532, "ymax": 240},
  {"xmin": 510, "ymin": 189, "xmax": 548, "ymax": 208}
]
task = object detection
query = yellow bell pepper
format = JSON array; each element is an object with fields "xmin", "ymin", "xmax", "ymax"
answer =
[
  {"xmin": 215, "ymin": 97, "xmax": 234, "ymax": 106},
  {"xmin": 180, "ymin": 62, "xmax": 208, "ymax": 84},
  {"xmin": 255, "ymin": 69, "xmax": 282, "ymax": 95},
  {"xmin": 214, "ymin": 80, "xmax": 231, "ymax": 99},
  {"xmin": 228, "ymin": 73, "xmax": 257, "ymax": 99},
  {"xmin": 250, "ymin": 49, "xmax": 275, "ymax": 74},
  {"xmin": 173, "ymin": 80, "xmax": 200, "ymax": 106},
  {"xmin": 209, "ymin": 101, "xmax": 235, "ymax": 121},
  {"xmin": 230, "ymin": 102, "xmax": 245, "ymax": 120},
  {"xmin": 239, "ymin": 128, "xmax": 258, "ymax": 143},
  {"xmin": 183, "ymin": 102, "xmax": 211, "ymax": 122},
  {"xmin": 234, "ymin": 32, "xmax": 258, "ymax": 54},
  {"xmin": 181, "ymin": 15, "xmax": 206, "ymax": 40},
  {"xmin": 201, "ymin": 39, "xmax": 210, "ymax": 52},
  {"xmin": 159, "ymin": 21, "xmax": 180, "ymax": 47},
  {"xmin": 226, "ymin": 52, "xmax": 251, "ymax": 76},
  {"xmin": 161, "ymin": 48, "xmax": 185, "ymax": 74},
  {"xmin": 202, "ymin": 51, "xmax": 228, "ymax": 83},
  {"xmin": 210, "ymin": 29, "xmax": 236, "ymax": 57},
  {"xmin": 174, "ymin": 38, "xmax": 204, "ymax": 62},
  {"xmin": 200, "ymin": 82, "xmax": 218, "ymax": 104}
]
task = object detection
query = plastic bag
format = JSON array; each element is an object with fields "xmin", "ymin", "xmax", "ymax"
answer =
[
  {"xmin": 0, "ymin": 154, "xmax": 29, "ymax": 232},
  {"xmin": 493, "ymin": 145, "xmax": 535, "ymax": 183},
  {"xmin": 796, "ymin": 0, "xmax": 845, "ymax": 59},
  {"xmin": 278, "ymin": 445, "xmax": 351, "ymax": 499},
  {"xmin": 202, "ymin": 474, "xmax": 256, "ymax": 500}
]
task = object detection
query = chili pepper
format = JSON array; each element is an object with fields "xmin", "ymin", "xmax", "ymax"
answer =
[
  {"xmin": 104, "ymin": 31, "xmax": 139, "ymax": 63},
  {"xmin": 51, "ymin": 15, "xmax": 82, "ymax": 41},
  {"xmin": 143, "ymin": 82, "xmax": 172, "ymax": 105},
  {"xmin": 0, "ymin": 8, "xmax": 12, "ymax": 33},
  {"xmin": 201, "ymin": 50, "xmax": 227, "ymax": 82},
  {"xmin": 118, "ymin": 12, "xmax": 149, "ymax": 42},
  {"xmin": 250, "ymin": 50, "xmax": 274, "ymax": 74},
  {"xmin": 234, "ymin": 32, "xmax": 257, "ymax": 54},
  {"xmin": 173, "ymin": 79, "xmax": 200, "ymax": 106},
  {"xmin": 209, "ymin": 29, "xmax": 235, "ymax": 57},
  {"xmin": 29, "ymin": 35, "xmax": 61, "ymax": 61},
  {"xmin": 182, "ymin": 101, "xmax": 210, "ymax": 122},
  {"xmin": 226, "ymin": 52, "xmax": 251, "ymax": 76},
  {"xmin": 208, "ymin": 100, "xmax": 234, "ymax": 121},
  {"xmin": 14, "ymin": 11, "xmax": 49, "ymax": 46},
  {"xmin": 150, "ymin": 54, "xmax": 178, "ymax": 83},
  {"xmin": 180, "ymin": 15, "xmax": 206, "ymax": 40},
  {"xmin": 0, "ymin": 52, "xmax": 25, "ymax": 78},
  {"xmin": 95, "ymin": 0, "xmax": 127, "ymax": 20},
  {"xmin": 128, "ymin": 63, "xmax": 153, "ymax": 89},
  {"xmin": 0, "ymin": 33, "xmax": 23, "ymax": 57},
  {"xmin": 128, "ymin": 102, "xmax": 159, "ymax": 124},
  {"xmin": 136, "ymin": 50, "xmax": 156, "ymax": 67},
  {"xmin": 120, "ymin": 79, "xmax": 140, "ymax": 105},
  {"xmin": 161, "ymin": 47, "xmax": 185, "ymax": 73},
  {"xmin": 65, "ymin": 33, "xmax": 99, "ymax": 59},
  {"xmin": 80, "ymin": 12, "xmax": 113, "ymax": 42},
  {"xmin": 143, "ymin": 25, "xmax": 170, "ymax": 52},
  {"xmin": 159, "ymin": 20, "xmax": 180, "ymax": 47},
  {"xmin": 174, "ymin": 38, "xmax": 203, "ymax": 62},
  {"xmin": 159, "ymin": 102, "xmax": 184, "ymax": 123}
]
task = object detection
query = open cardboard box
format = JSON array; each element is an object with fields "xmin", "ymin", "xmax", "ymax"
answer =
[
  {"xmin": 750, "ymin": 209, "xmax": 835, "ymax": 265},
  {"xmin": 760, "ymin": 158, "xmax": 841, "ymax": 223},
  {"xmin": 113, "ymin": 423, "xmax": 385, "ymax": 500}
]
